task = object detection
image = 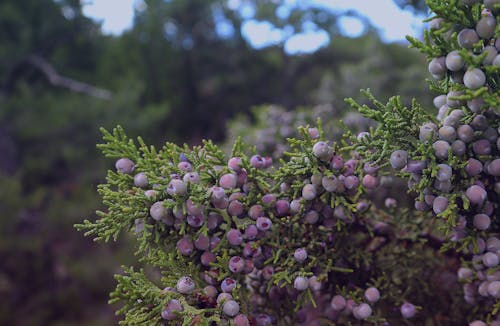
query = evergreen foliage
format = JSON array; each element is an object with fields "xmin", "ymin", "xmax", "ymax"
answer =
[{"xmin": 78, "ymin": 0, "xmax": 500, "ymax": 324}]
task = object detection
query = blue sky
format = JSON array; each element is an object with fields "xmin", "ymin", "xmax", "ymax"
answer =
[{"xmin": 82, "ymin": 0, "xmax": 427, "ymax": 54}]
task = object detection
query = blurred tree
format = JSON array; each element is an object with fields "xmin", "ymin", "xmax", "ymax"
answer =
[
  {"xmin": 123, "ymin": 0, "xmax": 430, "ymax": 143},
  {"xmin": 392, "ymin": 0, "xmax": 429, "ymax": 14}
]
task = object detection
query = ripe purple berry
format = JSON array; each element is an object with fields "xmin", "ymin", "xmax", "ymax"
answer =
[
  {"xmin": 353, "ymin": 303, "xmax": 372, "ymax": 320},
  {"xmin": 115, "ymin": 158, "xmax": 135, "ymax": 174},
  {"xmin": 364, "ymin": 287, "xmax": 380, "ymax": 303},
  {"xmin": 466, "ymin": 185, "xmax": 487, "ymax": 206},
  {"xmin": 294, "ymin": 276, "xmax": 309, "ymax": 291},
  {"xmin": 176, "ymin": 276, "xmax": 195, "ymax": 294},
  {"xmin": 256, "ymin": 217, "xmax": 272, "ymax": 231},
  {"xmin": 221, "ymin": 278, "xmax": 237, "ymax": 293},
  {"xmin": 133, "ymin": 172, "xmax": 148, "ymax": 188},
  {"xmin": 227, "ymin": 229, "xmax": 243, "ymax": 246},
  {"xmin": 233, "ymin": 314, "xmax": 250, "ymax": 326},
  {"xmin": 228, "ymin": 256, "xmax": 245, "ymax": 273},
  {"xmin": 220, "ymin": 173, "xmax": 238, "ymax": 189},
  {"xmin": 223, "ymin": 300, "xmax": 240, "ymax": 317},
  {"xmin": 390, "ymin": 150, "xmax": 408, "ymax": 169},
  {"xmin": 302, "ymin": 184, "xmax": 317, "ymax": 200},
  {"xmin": 330, "ymin": 295, "xmax": 346, "ymax": 311},
  {"xmin": 177, "ymin": 237, "xmax": 194, "ymax": 256},
  {"xmin": 161, "ymin": 299, "xmax": 183, "ymax": 320},
  {"xmin": 433, "ymin": 196, "xmax": 449, "ymax": 214},
  {"xmin": 458, "ymin": 28, "xmax": 479, "ymax": 49},
  {"xmin": 293, "ymin": 248, "xmax": 308, "ymax": 263},
  {"xmin": 400, "ymin": 302, "xmax": 417, "ymax": 319},
  {"xmin": 464, "ymin": 68, "xmax": 486, "ymax": 89},
  {"xmin": 166, "ymin": 179, "xmax": 187, "ymax": 196},
  {"xmin": 473, "ymin": 213, "xmax": 491, "ymax": 230}
]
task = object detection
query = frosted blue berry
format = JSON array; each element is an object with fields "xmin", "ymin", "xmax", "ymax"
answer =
[
  {"xmin": 220, "ymin": 173, "xmax": 237, "ymax": 189},
  {"xmin": 256, "ymin": 217, "xmax": 272, "ymax": 231},
  {"xmin": 115, "ymin": 158, "xmax": 135, "ymax": 174},
  {"xmin": 433, "ymin": 196, "xmax": 449, "ymax": 214},
  {"xmin": 433, "ymin": 140, "xmax": 450, "ymax": 160},
  {"xmin": 390, "ymin": 150, "xmax": 408, "ymax": 169},
  {"xmin": 312, "ymin": 141, "xmax": 333, "ymax": 161},
  {"xmin": 233, "ymin": 314, "xmax": 250, "ymax": 326},
  {"xmin": 302, "ymin": 184, "xmax": 317, "ymax": 200},
  {"xmin": 133, "ymin": 172, "xmax": 148, "ymax": 188},
  {"xmin": 250, "ymin": 155, "xmax": 264, "ymax": 168},
  {"xmin": 228, "ymin": 256, "xmax": 245, "ymax": 273},
  {"xmin": 353, "ymin": 303, "xmax": 372, "ymax": 320},
  {"xmin": 223, "ymin": 300, "xmax": 240, "ymax": 317},
  {"xmin": 161, "ymin": 299, "xmax": 183, "ymax": 320},
  {"xmin": 294, "ymin": 276, "xmax": 309, "ymax": 291},
  {"xmin": 466, "ymin": 185, "xmax": 487, "ymax": 206},
  {"xmin": 445, "ymin": 50, "xmax": 465, "ymax": 71},
  {"xmin": 428, "ymin": 57, "xmax": 446, "ymax": 79},
  {"xmin": 458, "ymin": 28, "xmax": 479, "ymax": 49},
  {"xmin": 227, "ymin": 229, "xmax": 243, "ymax": 246},
  {"xmin": 473, "ymin": 213, "xmax": 491, "ymax": 230},
  {"xmin": 176, "ymin": 276, "xmax": 195, "ymax": 294},
  {"xmin": 400, "ymin": 302, "xmax": 417, "ymax": 319},
  {"xmin": 166, "ymin": 179, "xmax": 187, "ymax": 196},
  {"xmin": 330, "ymin": 295, "xmax": 346, "ymax": 311},
  {"xmin": 476, "ymin": 14, "xmax": 497, "ymax": 39},
  {"xmin": 183, "ymin": 171, "xmax": 200, "ymax": 184},
  {"xmin": 293, "ymin": 248, "xmax": 308, "ymax": 263},
  {"xmin": 464, "ymin": 68, "xmax": 486, "ymax": 89},
  {"xmin": 221, "ymin": 278, "xmax": 237, "ymax": 293},
  {"xmin": 176, "ymin": 237, "xmax": 194, "ymax": 256},
  {"xmin": 364, "ymin": 287, "xmax": 380, "ymax": 303},
  {"xmin": 150, "ymin": 201, "xmax": 169, "ymax": 221}
]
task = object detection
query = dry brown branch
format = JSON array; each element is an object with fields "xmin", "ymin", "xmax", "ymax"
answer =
[{"xmin": 4, "ymin": 55, "xmax": 112, "ymax": 100}]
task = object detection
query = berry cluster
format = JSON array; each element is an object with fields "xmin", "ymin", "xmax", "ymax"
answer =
[{"xmin": 77, "ymin": 1, "xmax": 499, "ymax": 325}]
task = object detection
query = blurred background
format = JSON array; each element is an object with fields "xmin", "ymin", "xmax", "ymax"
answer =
[{"xmin": 0, "ymin": 0, "xmax": 432, "ymax": 324}]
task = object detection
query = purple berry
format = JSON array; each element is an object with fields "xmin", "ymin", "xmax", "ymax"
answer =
[
  {"xmin": 466, "ymin": 185, "xmax": 487, "ymax": 206},
  {"xmin": 177, "ymin": 237, "xmax": 194, "ymax": 256},
  {"xmin": 176, "ymin": 276, "xmax": 195, "ymax": 294},
  {"xmin": 166, "ymin": 179, "xmax": 187, "ymax": 196},
  {"xmin": 473, "ymin": 213, "xmax": 491, "ymax": 230},
  {"xmin": 458, "ymin": 28, "xmax": 479, "ymax": 49},
  {"xmin": 194, "ymin": 235, "xmax": 210, "ymax": 251},
  {"xmin": 464, "ymin": 68, "xmax": 486, "ymax": 90},
  {"xmin": 233, "ymin": 314, "xmax": 250, "ymax": 326},
  {"xmin": 400, "ymin": 302, "xmax": 417, "ymax": 319},
  {"xmin": 161, "ymin": 299, "xmax": 183, "ymax": 320},
  {"xmin": 364, "ymin": 287, "xmax": 380, "ymax": 303},
  {"xmin": 256, "ymin": 217, "xmax": 272, "ymax": 231},
  {"xmin": 133, "ymin": 172, "xmax": 148, "ymax": 188},
  {"xmin": 220, "ymin": 173, "xmax": 238, "ymax": 189},
  {"xmin": 223, "ymin": 300, "xmax": 240, "ymax": 317},
  {"xmin": 228, "ymin": 157, "xmax": 243, "ymax": 172},
  {"xmin": 353, "ymin": 303, "xmax": 372, "ymax": 320},
  {"xmin": 433, "ymin": 140, "xmax": 450, "ymax": 160},
  {"xmin": 115, "ymin": 158, "xmax": 135, "ymax": 174},
  {"xmin": 250, "ymin": 155, "xmax": 264, "ymax": 168},
  {"xmin": 183, "ymin": 172, "xmax": 200, "ymax": 184},
  {"xmin": 331, "ymin": 295, "xmax": 346, "ymax": 311},
  {"xmin": 227, "ymin": 229, "xmax": 243, "ymax": 246},
  {"xmin": 221, "ymin": 278, "xmax": 237, "ymax": 293},
  {"xmin": 228, "ymin": 256, "xmax": 245, "ymax": 273},
  {"xmin": 294, "ymin": 276, "xmax": 309, "ymax": 291},
  {"xmin": 200, "ymin": 251, "xmax": 216, "ymax": 266},
  {"xmin": 433, "ymin": 196, "xmax": 449, "ymax": 214},
  {"xmin": 150, "ymin": 201, "xmax": 170, "ymax": 221},
  {"xmin": 293, "ymin": 248, "xmax": 308, "ymax": 263}
]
